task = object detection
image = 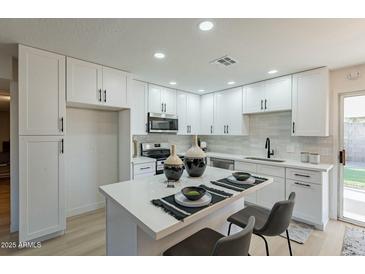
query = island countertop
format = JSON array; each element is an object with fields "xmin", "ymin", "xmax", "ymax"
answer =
[{"xmin": 99, "ymin": 166, "xmax": 273, "ymax": 240}]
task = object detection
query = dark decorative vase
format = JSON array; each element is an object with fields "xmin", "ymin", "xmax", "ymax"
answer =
[
  {"xmin": 164, "ymin": 145, "xmax": 184, "ymax": 181},
  {"xmin": 184, "ymin": 135, "xmax": 207, "ymax": 177}
]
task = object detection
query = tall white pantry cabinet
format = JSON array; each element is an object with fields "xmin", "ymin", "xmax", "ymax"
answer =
[{"xmin": 18, "ymin": 45, "xmax": 66, "ymax": 242}]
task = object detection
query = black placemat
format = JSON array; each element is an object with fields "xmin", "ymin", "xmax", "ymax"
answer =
[
  {"xmin": 151, "ymin": 185, "xmax": 232, "ymax": 221},
  {"xmin": 211, "ymin": 176, "xmax": 268, "ymax": 192}
]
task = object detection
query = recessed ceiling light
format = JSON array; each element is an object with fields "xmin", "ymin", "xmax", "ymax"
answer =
[
  {"xmin": 268, "ymin": 69, "xmax": 278, "ymax": 74},
  {"xmin": 227, "ymin": 81, "xmax": 235, "ymax": 85},
  {"xmin": 198, "ymin": 89, "xmax": 205, "ymax": 92},
  {"xmin": 169, "ymin": 81, "xmax": 177, "ymax": 85},
  {"xmin": 154, "ymin": 52, "xmax": 165, "ymax": 59},
  {"xmin": 198, "ymin": 21, "xmax": 214, "ymax": 31}
]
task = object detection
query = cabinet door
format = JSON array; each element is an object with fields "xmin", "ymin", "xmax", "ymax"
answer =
[
  {"xmin": 177, "ymin": 92, "xmax": 188, "ymax": 134},
  {"xmin": 245, "ymin": 82, "xmax": 266, "ymax": 113},
  {"xmin": 200, "ymin": 93, "xmax": 214, "ymax": 135},
  {"xmin": 187, "ymin": 93, "xmax": 200, "ymax": 134},
  {"xmin": 292, "ymin": 68, "xmax": 329, "ymax": 136},
  {"xmin": 19, "ymin": 136, "xmax": 65, "ymax": 242},
  {"xmin": 66, "ymin": 57, "xmax": 102, "ymax": 106},
  {"xmin": 19, "ymin": 45, "xmax": 65, "ymax": 135},
  {"xmin": 225, "ymin": 87, "xmax": 245, "ymax": 135},
  {"xmin": 102, "ymin": 66, "xmax": 127, "ymax": 108},
  {"xmin": 148, "ymin": 84, "xmax": 163, "ymax": 113},
  {"xmin": 286, "ymin": 179, "xmax": 322, "ymax": 224},
  {"xmin": 264, "ymin": 76, "xmax": 292, "ymax": 112},
  {"xmin": 214, "ymin": 91, "xmax": 227, "ymax": 135},
  {"xmin": 257, "ymin": 177, "xmax": 285, "ymax": 209},
  {"xmin": 163, "ymin": 88, "xmax": 177, "ymax": 115},
  {"xmin": 130, "ymin": 80, "xmax": 148, "ymax": 135}
]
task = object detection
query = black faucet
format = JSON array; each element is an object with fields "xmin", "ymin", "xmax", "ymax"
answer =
[{"xmin": 265, "ymin": 138, "xmax": 274, "ymax": 158}]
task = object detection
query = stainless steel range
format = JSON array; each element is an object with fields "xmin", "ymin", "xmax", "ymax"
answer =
[{"xmin": 140, "ymin": 143, "xmax": 171, "ymax": 175}]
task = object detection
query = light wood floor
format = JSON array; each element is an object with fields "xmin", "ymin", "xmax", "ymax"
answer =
[
  {"xmin": 0, "ymin": 206, "xmax": 361, "ymax": 256},
  {"xmin": 0, "ymin": 178, "xmax": 10, "ymax": 227}
]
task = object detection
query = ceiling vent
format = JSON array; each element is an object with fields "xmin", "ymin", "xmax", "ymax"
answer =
[{"xmin": 210, "ymin": 55, "xmax": 237, "ymax": 67}]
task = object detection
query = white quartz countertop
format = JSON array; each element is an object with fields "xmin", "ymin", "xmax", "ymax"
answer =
[
  {"xmin": 178, "ymin": 151, "xmax": 333, "ymax": 172},
  {"xmin": 131, "ymin": 156, "xmax": 156, "ymax": 165},
  {"xmin": 99, "ymin": 166, "xmax": 273, "ymax": 240}
]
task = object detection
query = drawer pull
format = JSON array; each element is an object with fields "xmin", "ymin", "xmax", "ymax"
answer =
[
  {"xmin": 294, "ymin": 182, "xmax": 311, "ymax": 187},
  {"xmin": 140, "ymin": 167, "xmax": 151, "ymax": 170},
  {"xmin": 294, "ymin": 173, "xmax": 310, "ymax": 178}
]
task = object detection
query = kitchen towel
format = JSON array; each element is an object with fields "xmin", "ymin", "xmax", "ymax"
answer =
[{"xmin": 151, "ymin": 185, "xmax": 232, "ymax": 221}]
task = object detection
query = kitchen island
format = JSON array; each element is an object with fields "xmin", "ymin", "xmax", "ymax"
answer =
[{"xmin": 99, "ymin": 166, "xmax": 273, "ymax": 256}]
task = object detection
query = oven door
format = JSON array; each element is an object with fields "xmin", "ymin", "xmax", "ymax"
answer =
[{"xmin": 148, "ymin": 113, "xmax": 178, "ymax": 133}]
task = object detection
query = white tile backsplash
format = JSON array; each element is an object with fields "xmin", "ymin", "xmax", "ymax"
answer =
[{"xmin": 133, "ymin": 111, "xmax": 334, "ymax": 164}]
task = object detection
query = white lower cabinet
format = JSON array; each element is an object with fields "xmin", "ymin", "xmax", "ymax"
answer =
[
  {"xmin": 132, "ymin": 162, "xmax": 155, "ymax": 179},
  {"xmin": 257, "ymin": 176, "xmax": 285, "ymax": 209},
  {"xmin": 19, "ymin": 136, "xmax": 65, "ymax": 242},
  {"xmin": 286, "ymin": 179, "xmax": 322, "ymax": 225}
]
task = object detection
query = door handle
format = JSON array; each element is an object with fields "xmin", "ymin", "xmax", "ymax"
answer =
[
  {"xmin": 339, "ymin": 149, "xmax": 346, "ymax": 166},
  {"xmin": 104, "ymin": 90, "xmax": 107, "ymax": 102},
  {"xmin": 60, "ymin": 117, "xmax": 64, "ymax": 132},
  {"xmin": 61, "ymin": 139, "xmax": 64, "ymax": 154},
  {"xmin": 98, "ymin": 89, "xmax": 102, "ymax": 102},
  {"xmin": 264, "ymin": 99, "xmax": 267, "ymax": 110},
  {"xmin": 294, "ymin": 182, "xmax": 311, "ymax": 188}
]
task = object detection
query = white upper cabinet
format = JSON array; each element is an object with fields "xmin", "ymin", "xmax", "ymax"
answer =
[
  {"xmin": 177, "ymin": 91, "xmax": 200, "ymax": 135},
  {"xmin": 215, "ymin": 87, "xmax": 248, "ymax": 135},
  {"xmin": 292, "ymin": 67, "xmax": 329, "ymax": 136},
  {"xmin": 130, "ymin": 80, "xmax": 148, "ymax": 135},
  {"xmin": 102, "ymin": 66, "xmax": 128, "ymax": 108},
  {"xmin": 19, "ymin": 45, "xmax": 66, "ymax": 136},
  {"xmin": 245, "ymin": 82, "xmax": 266, "ymax": 113},
  {"xmin": 264, "ymin": 76, "xmax": 292, "ymax": 112},
  {"xmin": 200, "ymin": 93, "xmax": 215, "ymax": 135},
  {"xmin": 148, "ymin": 84, "xmax": 177, "ymax": 115},
  {"xmin": 66, "ymin": 57, "xmax": 128, "ymax": 109},
  {"xmin": 244, "ymin": 75, "xmax": 292, "ymax": 114}
]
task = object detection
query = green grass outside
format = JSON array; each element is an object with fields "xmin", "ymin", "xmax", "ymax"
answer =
[{"xmin": 344, "ymin": 166, "xmax": 365, "ymax": 189}]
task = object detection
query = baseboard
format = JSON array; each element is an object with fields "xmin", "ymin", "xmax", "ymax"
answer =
[{"xmin": 67, "ymin": 201, "xmax": 105, "ymax": 217}]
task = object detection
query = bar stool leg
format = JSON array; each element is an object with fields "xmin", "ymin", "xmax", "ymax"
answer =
[
  {"xmin": 286, "ymin": 229, "xmax": 293, "ymax": 256},
  {"xmin": 227, "ymin": 223, "xmax": 233, "ymax": 236},
  {"xmin": 256, "ymin": 234, "xmax": 269, "ymax": 256}
]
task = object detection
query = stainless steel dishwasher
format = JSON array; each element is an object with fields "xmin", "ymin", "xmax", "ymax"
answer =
[{"xmin": 210, "ymin": 157, "xmax": 235, "ymax": 170}]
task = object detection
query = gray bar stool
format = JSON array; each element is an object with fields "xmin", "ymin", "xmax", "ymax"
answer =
[
  {"xmin": 163, "ymin": 216, "xmax": 255, "ymax": 256},
  {"xmin": 227, "ymin": 192, "xmax": 296, "ymax": 256}
]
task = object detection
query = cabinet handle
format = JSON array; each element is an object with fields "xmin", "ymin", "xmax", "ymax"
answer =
[
  {"xmin": 292, "ymin": 122, "xmax": 295, "ymax": 134},
  {"xmin": 294, "ymin": 173, "xmax": 310, "ymax": 178},
  {"xmin": 189, "ymin": 125, "xmax": 191, "ymax": 133},
  {"xmin": 264, "ymin": 99, "xmax": 267, "ymax": 110},
  {"xmin": 161, "ymin": 103, "xmax": 164, "ymax": 112},
  {"xmin": 210, "ymin": 125, "xmax": 213, "ymax": 134},
  {"xmin": 294, "ymin": 182, "xmax": 311, "ymax": 188},
  {"xmin": 104, "ymin": 90, "xmax": 107, "ymax": 102},
  {"xmin": 140, "ymin": 167, "xmax": 151, "ymax": 170},
  {"xmin": 61, "ymin": 139, "xmax": 64, "ymax": 154},
  {"xmin": 227, "ymin": 125, "xmax": 229, "ymax": 134},
  {"xmin": 224, "ymin": 125, "xmax": 226, "ymax": 133},
  {"xmin": 164, "ymin": 103, "xmax": 167, "ymax": 113},
  {"xmin": 98, "ymin": 89, "xmax": 102, "ymax": 102},
  {"xmin": 60, "ymin": 117, "xmax": 64, "ymax": 132},
  {"xmin": 187, "ymin": 125, "xmax": 189, "ymax": 133},
  {"xmin": 261, "ymin": 100, "xmax": 263, "ymax": 110}
]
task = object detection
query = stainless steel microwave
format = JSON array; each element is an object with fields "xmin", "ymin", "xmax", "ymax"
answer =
[{"xmin": 147, "ymin": 113, "xmax": 178, "ymax": 133}]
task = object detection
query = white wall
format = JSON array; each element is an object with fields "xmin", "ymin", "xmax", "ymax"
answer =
[
  {"xmin": 0, "ymin": 111, "xmax": 10, "ymax": 152},
  {"xmin": 66, "ymin": 108, "xmax": 119, "ymax": 217}
]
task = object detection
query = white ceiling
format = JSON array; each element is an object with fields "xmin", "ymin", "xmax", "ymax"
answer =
[{"xmin": 1, "ymin": 18, "xmax": 365, "ymax": 93}]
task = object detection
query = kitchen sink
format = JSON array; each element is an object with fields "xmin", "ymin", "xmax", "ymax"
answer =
[{"xmin": 244, "ymin": 157, "xmax": 285, "ymax": 163}]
